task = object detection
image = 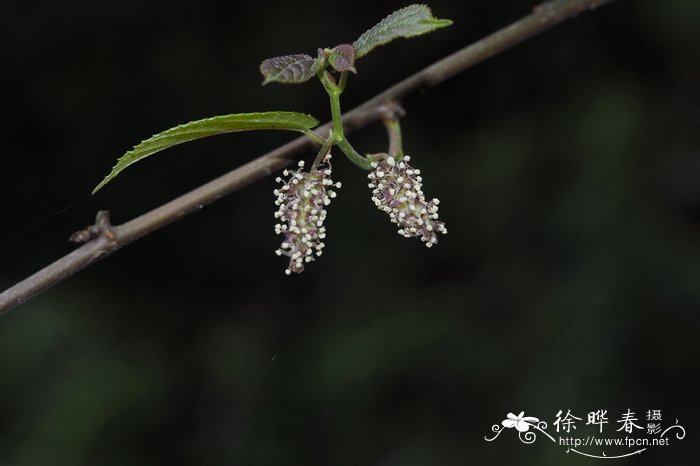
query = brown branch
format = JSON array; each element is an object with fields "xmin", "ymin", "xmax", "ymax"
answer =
[{"xmin": 0, "ymin": 0, "xmax": 616, "ymax": 316}]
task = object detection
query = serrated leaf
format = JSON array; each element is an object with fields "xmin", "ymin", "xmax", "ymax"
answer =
[
  {"xmin": 93, "ymin": 112, "xmax": 319, "ymax": 193},
  {"xmin": 260, "ymin": 54, "xmax": 324, "ymax": 85},
  {"xmin": 353, "ymin": 4, "xmax": 452, "ymax": 59},
  {"xmin": 328, "ymin": 44, "xmax": 356, "ymax": 73}
]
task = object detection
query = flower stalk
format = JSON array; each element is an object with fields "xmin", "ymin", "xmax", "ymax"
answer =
[
  {"xmin": 383, "ymin": 117, "xmax": 404, "ymax": 160},
  {"xmin": 318, "ymin": 70, "xmax": 371, "ymax": 170}
]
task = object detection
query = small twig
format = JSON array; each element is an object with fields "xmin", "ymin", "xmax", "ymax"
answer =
[
  {"xmin": 0, "ymin": 0, "xmax": 617, "ymax": 316},
  {"xmin": 69, "ymin": 211, "xmax": 115, "ymax": 243}
]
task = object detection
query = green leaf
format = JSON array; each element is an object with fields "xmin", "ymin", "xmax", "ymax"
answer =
[
  {"xmin": 353, "ymin": 4, "xmax": 452, "ymax": 59},
  {"xmin": 260, "ymin": 53, "xmax": 324, "ymax": 85},
  {"xmin": 93, "ymin": 112, "xmax": 319, "ymax": 193}
]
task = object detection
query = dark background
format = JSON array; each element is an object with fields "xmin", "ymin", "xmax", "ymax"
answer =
[{"xmin": 1, "ymin": 0, "xmax": 699, "ymax": 464}]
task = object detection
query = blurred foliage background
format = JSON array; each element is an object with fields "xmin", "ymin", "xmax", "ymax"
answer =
[{"xmin": 2, "ymin": 0, "xmax": 699, "ymax": 464}]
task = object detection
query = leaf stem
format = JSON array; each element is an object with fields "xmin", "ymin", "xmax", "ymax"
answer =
[
  {"xmin": 303, "ymin": 129, "xmax": 327, "ymax": 145},
  {"xmin": 338, "ymin": 71, "xmax": 349, "ymax": 92}
]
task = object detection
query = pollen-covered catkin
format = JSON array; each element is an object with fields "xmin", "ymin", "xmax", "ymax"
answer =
[
  {"xmin": 274, "ymin": 156, "xmax": 341, "ymax": 275},
  {"xmin": 368, "ymin": 155, "xmax": 447, "ymax": 246}
]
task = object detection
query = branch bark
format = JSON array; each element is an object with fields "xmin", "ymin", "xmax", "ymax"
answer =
[{"xmin": 0, "ymin": 0, "xmax": 616, "ymax": 316}]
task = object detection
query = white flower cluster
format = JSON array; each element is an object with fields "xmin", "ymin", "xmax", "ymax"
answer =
[
  {"xmin": 274, "ymin": 157, "xmax": 341, "ymax": 275},
  {"xmin": 368, "ymin": 155, "xmax": 447, "ymax": 247}
]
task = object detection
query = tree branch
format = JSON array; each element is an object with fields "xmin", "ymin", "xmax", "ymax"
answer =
[{"xmin": 0, "ymin": 0, "xmax": 616, "ymax": 316}]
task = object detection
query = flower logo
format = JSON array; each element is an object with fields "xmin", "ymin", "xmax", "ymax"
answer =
[{"xmin": 502, "ymin": 412, "xmax": 540, "ymax": 432}]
